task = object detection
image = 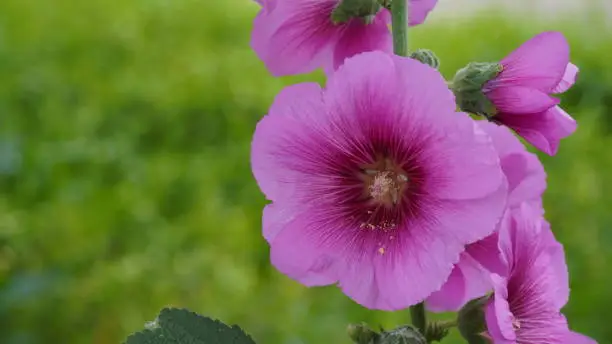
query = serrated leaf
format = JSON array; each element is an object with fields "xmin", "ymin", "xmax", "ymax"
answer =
[
  {"xmin": 124, "ymin": 308, "xmax": 256, "ymax": 344},
  {"xmin": 125, "ymin": 328, "xmax": 172, "ymax": 344}
]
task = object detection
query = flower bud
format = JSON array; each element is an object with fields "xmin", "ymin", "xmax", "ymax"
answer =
[
  {"xmin": 449, "ymin": 62, "xmax": 503, "ymax": 117},
  {"xmin": 347, "ymin": 323, "xmax": 379, "ymax": 344},
  {"xmin": 331, "ymin": 0, "xmax": 382, "ymax": 25},
  {"xmin": 457, "ymin": 296, "xmax": 491, "ymax": 344},
  {"xmin": 410, "ymin": 49, "xmax": 440, "ymax": 69},
  {"xmin": 377, "ymin": 325, "xmax": 427, "ymax": 344}
]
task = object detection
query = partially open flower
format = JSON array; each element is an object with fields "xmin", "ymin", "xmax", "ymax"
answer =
[
  {"xmin": 484, "ymin": 32, "xmax": 578, "ymax": 156},
  {"xmin": 451, "ymin": 32, "xmax": 578, "ymax": 155},
  {"xmin": 251, "ymin": 51, "xmax": 507, "ymax": 310},
  {"xmin": 485, "ymin": 204, "xmax": 596, "ymax": 343},
  {"xmin": 251, "ymin": 0, "xmax": 438, "ymax": 76}
]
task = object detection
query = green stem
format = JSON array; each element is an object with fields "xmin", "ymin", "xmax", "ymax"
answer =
[
  {"xmin": 390, "ymin": 0, "xmax": 408, "ymax": 56},
  {"xmin": 410, "ymin": 302, "xmax": 427, "ymax": 336}
]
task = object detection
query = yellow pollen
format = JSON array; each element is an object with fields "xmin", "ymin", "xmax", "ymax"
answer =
[
  {"xmin": 378, "ymin": 247, "xmax": 385, "ymax": 255},
  {"xmin": 369, "ymin": 171, "xmax": 395, "ymax": 201},
  {"xmin": 368, "ymin": 171, "xmax": 408, "ymax": 206}
]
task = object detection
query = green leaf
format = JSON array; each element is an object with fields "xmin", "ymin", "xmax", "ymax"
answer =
[
  {"xmin": 125, "ymin": 329, "xmax": 172, "ymax": 344},
  {"xmin": 124, "ymin": 308, "xmax": 256, "ymax": 344}
]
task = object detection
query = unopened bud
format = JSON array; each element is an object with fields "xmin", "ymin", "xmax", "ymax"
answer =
[
  {"xmin": 449, "ymin": 62, "xmax": 502, "ymax": 117},
  {"xmin": 331, "ymin": 0, "xmax": 382, "ymax": 25},
  {"xmin": 377, "ymin": 325, "xmax": 427, "ymax": 344},
  {"xmin": 457, "ymin": 296, "xmax": 491, "ymax": 344},
  {"xmin": 423, "ymin": 321, "xmax": 452, "ymax": 342},
  {"xmin": 347, "ymin": 323, "xmax": 379, "ymax": 344},
  {"xmin": 410, "ymin": 49, "xmax": 440, "ymax": 69}
]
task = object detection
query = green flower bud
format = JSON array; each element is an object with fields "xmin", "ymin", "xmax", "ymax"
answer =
[
  {"xmin": 377, "ymin": 325, "xmax": 427, "ymax": 344},
  {"xmin": 457, "ymin": 296, "xmax": 492, "ymax": 344},
  {"xmin": 449, "ymin": 62, "xmax": 503, "ymax": 117},
  {"xmin": 347, "ymin": 323, "xmax": 379, "ymax": 344},
  {"xmin": 331, "ymin": 0, "xmax": 382, "ymax": 25},
  {"xmin": 423, "ymin": 321, "xmax": 453, "ymax": 342},
  {"xmin": 410, "ymin": 49, "xmax": 440, "ymax": 69}
]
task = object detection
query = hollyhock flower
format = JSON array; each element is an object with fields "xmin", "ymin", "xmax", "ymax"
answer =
[
  {"xmin": 485, "ymin": 204, "xmax": 596, "ymax": 343},
  {"xmin": 426, "ymin": 122, "xmax": 546, "ymax": 312},
  {"xmin": 251, "ymin": 0, "xmax": 438, "ymax": 76},
  {"xmin": 483, "ymin": 31, "xmax": 578, "ymax": 156},
  {"xmin": 251, "ymin": 51, "xmax": 507, "ymax": 310}
]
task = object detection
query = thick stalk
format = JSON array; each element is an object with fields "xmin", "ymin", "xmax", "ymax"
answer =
[
  {"xmin": 390, "ymin": 0, "xmax": 408, "ymax": 56},
  {"xmin": 410, "ymin": 302, "xmax": 427, "ymax": 336}
]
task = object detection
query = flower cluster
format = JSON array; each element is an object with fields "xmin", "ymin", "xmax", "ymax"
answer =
[{"xmin": 248, "ymin": 0, "xmax": 595, "ymax": 342}]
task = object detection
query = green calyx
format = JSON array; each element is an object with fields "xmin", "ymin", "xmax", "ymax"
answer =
[
  {"xmin": 449, "ymin": 62, "xmax": 503, "ymax": 118},
  {"xmin": 348, "ymin": 323, "xmax": 380, "ymax": 344},
  {"xmin": 347, "ymin": 323, "xmax": 427, "ymax": 344},
  {"xmin": 410, "ymin": 49, "xmax": 440, "ymax": 69},
  {"xmin": 457, "ymin": 296, "xmax": 491, "ymax": 344},
  {"xmin": 331, "ymin": 0, "xmax": 383, "ymax": 25}
]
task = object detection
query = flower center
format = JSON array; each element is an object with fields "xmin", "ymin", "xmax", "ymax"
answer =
[
  {"xmin": 361, "ymin": 157, "xmax": 409, "ymax": 208},
  {"xmin": 368, "ymin": 171, "xmax": 404, "ymax": 204}
]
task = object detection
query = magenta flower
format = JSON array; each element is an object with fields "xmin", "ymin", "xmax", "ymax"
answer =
[
  {"xmin": 251, "ymin": 0, "xmax": 438, "ymax": 76},
  {"xmin": 484, "ymin": 31, "xmax": 578, "ymax": 156},
  {"xmin": 251, "ymin": 51, "xmax": 507, "ymax": 310},
  {"xmin": 485, "ymin": 204, "xmax": 596, "ymax": 343},
  {"xmin": 426, "ymin": 122, "xmax": 546, "ymax": 312}
]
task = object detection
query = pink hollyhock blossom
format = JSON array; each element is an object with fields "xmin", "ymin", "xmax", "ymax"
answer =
[
  {"xmin": 251, "ymin": 0, "xmax": 438, "ymax": 76},
  {"xmin": 484, "ymin": 31, "xmax": 578, "ymax": 156},
  {"xmin": 485, "ymin": 204, "xmax": 596, "ymax": 343},
  {"xmin": 426, "ymin": 122, "xmax": 546, "ymax": 312},
  {"xmin": 408, "ymin": 0, "xmax": 438, "ymax": 25},
  {"xmin": 251, "ymin": 51, "xmax": 507, "ymax": 310}
]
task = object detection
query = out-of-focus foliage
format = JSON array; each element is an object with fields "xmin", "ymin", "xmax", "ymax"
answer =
[{"xmin": 0, "ymin": 1, "xmax": 610, "ymax": 343}]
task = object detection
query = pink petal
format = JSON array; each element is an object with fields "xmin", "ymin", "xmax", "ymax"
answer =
[
  {"xmin": 565, "ymin": 331, "xmax": 598, "ymax": 344},
  {"xmin": 501, "ymin": 153, "xmax": 546, "ymax": 207},
  {"xmin": 500, "ymin": 204, "xmax": 570, "ymax": 308},
  {"xmin": 262, "ymin": 203, "xmax": 294, "ymax": 243},
  {"xmin": 497, "ymin": 106, "xmax": 577, "ymax": 156},
  {"xmin": 426, "ymin": 263, "xmax": 466, "ymax": 312},
  {"xmin": 486, "ymin": 86, "xmax": 559, "ymax": 114},
  {"xmin": 251, "ymin": 83, "xmax": 326, "ymax": 201},
  {"xmin": 540, "ymin": 221, "xmax": 570, "ymax": 309},
  {"xmin": 552, "ymin": 63, "xmax": 579, "ymax": 94},
  {"xmin": 332, "ymin": 15, "xmax": 392, "ymax": 71},
  {"xmin": 432, "ymin": 179, "xmax": 507, "ymax": 248},
  {"xmin": 251, "ymin": 0, "xmax": 339, "ymax": 76},
  {"xmin": 494, "ymin": 31, "xmax": 570, "ymax": 92},
  {"xmin": 477, "ymin": 122, "xmax": 546, "ymax": 207},
  {"xmin": 356, "ymin": 223, "xmax": 464, "ymax": 310},
  {"xmin": 477, "ymin": 121, "xmax": 525, "ymax": 156},
  {"xmin": 426, "ymin": 115, "xmax": 507, "ymax": 201},
  {"xmin": 466, "ymin": 232, "xmax": 506, "ymax": 276},
  {"xmin": 486, "ymin": 274, "xmax": 517, "ymax": 342},
  {"xmin": 269, "ymin": 212, "xmax": 339, "ymax": 286},
  {"xmin": 426, "ymin": 253, "xmax": 492, "ymax": 312},
  {"xmin": 408, "ymin": 0, "xmax": 438, "ymax": 26},
  {"xmin": 325, "ymin": 51, "xmax": 403, "ymax": 120},
  {"xmin": 325, "ymin": 52, "xmax": 457, "ymax": 123},
  {"xmin": 495, "ymin": 210, "xmax": 515, "ymax": 275}
]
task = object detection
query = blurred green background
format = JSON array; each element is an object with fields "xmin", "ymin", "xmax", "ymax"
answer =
[{"xmin": 0, "ymin": 0, "xmax": 610, "ymax": 343}]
